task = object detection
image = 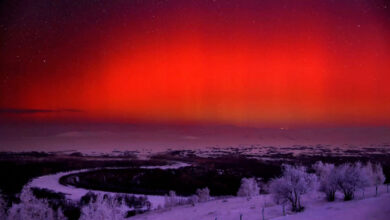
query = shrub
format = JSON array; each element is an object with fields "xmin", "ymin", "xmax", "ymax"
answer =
[
  {"xmin": 237, "ymin": 178, "xmax": 260, "ymax": 198},
  {"xmin": 79, "ymin": 193, "xmax": 125, "ymax": 220},
  {"xmin": 196, "ymin": 187, "xmax": 210, "ymax": 202},
  {"xmin": 7, "ymin": 188, "xmax": 66, "ymax": 220}
]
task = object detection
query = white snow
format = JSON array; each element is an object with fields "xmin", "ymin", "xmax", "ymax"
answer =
[
  {"xmin": 274, "ymin": 194, "xmax": 390, "ymax": 220},
  {"xmin": 131, "ymin": 186, "xmax": 390, "ymax": 220},
  {"xmin": 131, "ymin": 195, "xmax": 279, "ymax": 220},
  {"xmin": 140, "ymin": 162, "xmax": 190, "ymax": 170}
]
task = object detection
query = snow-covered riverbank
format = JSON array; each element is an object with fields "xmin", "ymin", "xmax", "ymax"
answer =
[{"xmin": 25, "ymin": 162, "xmax": 190, "ymax": 209}]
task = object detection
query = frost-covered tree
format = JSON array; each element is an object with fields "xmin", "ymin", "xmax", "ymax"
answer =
[
  {"xmin": 164, "ymin": 191, "xmax": 178, "ymax": 208},
  {"xmin": 269, "ymin": 164, "xmax": 317, "ymax": 212},
  {"xmin": 335, "ymin": 162, "xmax": 370, "ymax": 201},
  {"xmin": 356, "ymin": 162, "xmax": 372, "ymax": 191},
  {"xmin": 196, "ymin": 187, "xmax": 210, "ymax": 202},
  {"xmin": 237, "ymin": 178, "xmax": 260, "ymax": 198},
  {"xmin": 164, "ymin": 190, "xmax": 193, "ymax": 208},
  {"xmin": 80, "ymin": 192, "xmax": 150, "ymax": 219},
  {"xmin": 7, "ymin": 188, "xmax": 66, "ymax": 220},
  {"xmin": 79, "ymin": 193, "xmax": 127, "ymax": 220},
  {"xmin": 189, "ymin": 195, "xmax": 199, "ymax": 206},
  {"xmin": 359, "ymin": 162, "xmax": 373, "ymax": 198},
  {"xmin": 113, "ymin": 193, "xmax": 151, "ymax": 212},
  {"xmin": 312, "ymin": 161, "xmax": 338, "ymax": 201},
  {"xmin": 366, "ymin": 162, "xmax": 386, "ymax": 196}
]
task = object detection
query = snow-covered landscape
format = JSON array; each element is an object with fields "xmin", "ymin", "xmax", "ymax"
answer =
[
  {"xmin": 1, "ymin": 0, "xmax": 390, "ymax": 219},
  {"xmin": 0, "ymin": 150, "xmax": 389, "ymax": 220}
]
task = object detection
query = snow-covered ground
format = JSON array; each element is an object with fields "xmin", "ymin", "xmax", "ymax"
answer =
[
  {"xmin": 26, "ymin": 162, "xmax": 190, "ymax": 209},
  {"xmin": 24, "ymin": 161, "xmax": 390, "ymax": 219},
  {"xmin": 131, "ymin": 185, "xmax": 390, "ymax": 220},
  {"xmin": 274, "ymin": 193, "xmax": 390, "ymax": 220}
]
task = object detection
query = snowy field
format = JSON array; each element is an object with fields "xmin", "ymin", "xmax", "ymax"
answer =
[
  {"xmin": 52, "ymin": 143, "xmax": 390, "ymax": 161},
  {"xmin": 131, "ymin": 186, "xmax": 390, "ymax": 220},
  {"xmin": 275, "ymin": 193, "xmax": 390, "ymax": 220}
]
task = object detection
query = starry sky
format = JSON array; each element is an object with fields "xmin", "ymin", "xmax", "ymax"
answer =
[{"xmin": 0, "ymin": 0, "xmax": 389, "ymax": 127}]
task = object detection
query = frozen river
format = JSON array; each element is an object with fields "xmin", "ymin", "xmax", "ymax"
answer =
[{"xmin": 25, "ymin": 162, "xmax": 190, "ymax": 209}]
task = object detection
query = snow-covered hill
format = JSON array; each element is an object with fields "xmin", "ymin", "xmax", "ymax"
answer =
[{"xmin": 131, "ymin": 186, "xmax": 390, "ymax": 220}]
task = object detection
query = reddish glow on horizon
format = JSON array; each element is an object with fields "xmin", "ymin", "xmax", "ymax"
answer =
[{"xmin": 0, "ymin": 0, "xmax": 389, "ymax": 125}]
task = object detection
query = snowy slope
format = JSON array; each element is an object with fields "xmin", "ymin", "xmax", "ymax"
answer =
[
  {"xmin": 274, "ymin": 193, "xmax": 390, "ymax": 220},
  {"xmin": 131, "ymin": 195, "xmax": 282, "ymax": 220},
  {"xmin": 131, "ymin": 186, "xmax": 390, "ymax": 220}
]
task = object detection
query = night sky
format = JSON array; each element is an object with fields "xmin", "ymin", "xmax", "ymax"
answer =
[{"xmin": 1, "ymin": 0, "xmax": 389, "ymax": 127}]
